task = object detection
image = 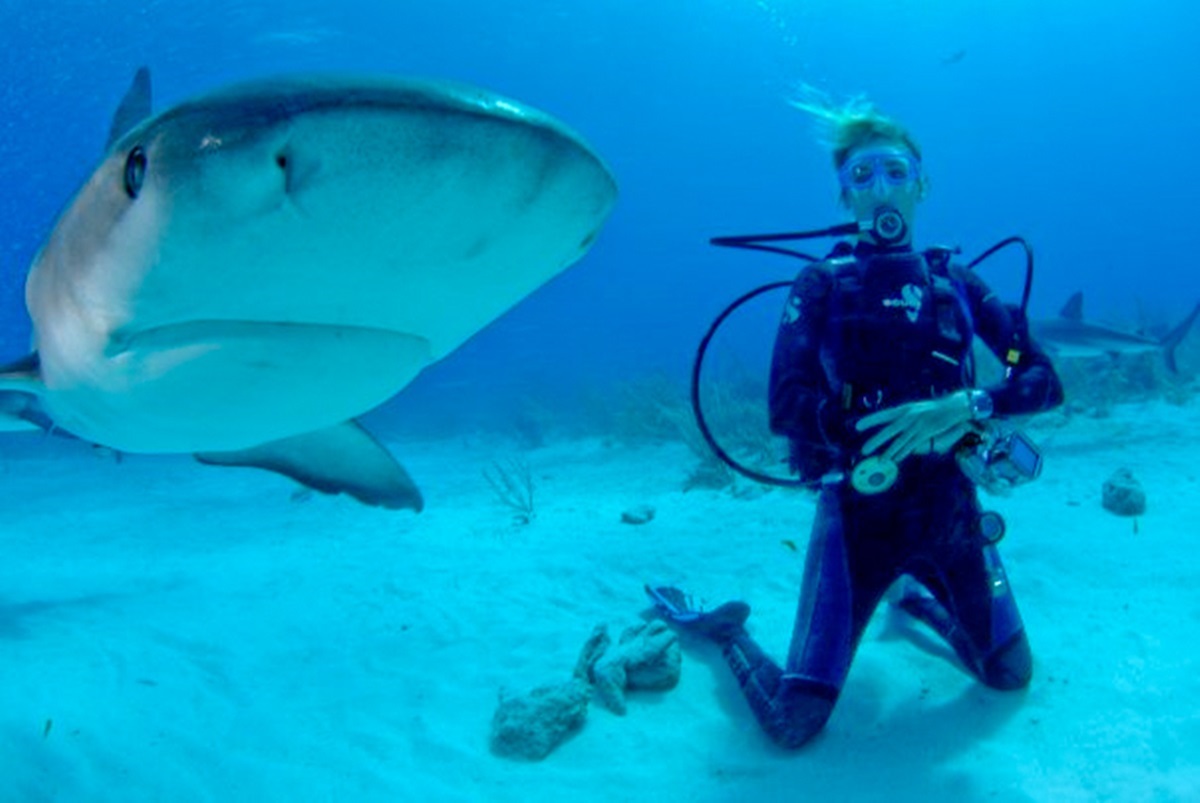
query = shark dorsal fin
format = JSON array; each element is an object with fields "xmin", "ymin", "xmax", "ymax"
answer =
[
  {"xmin": 1060, "ymin": 292, "xmax": 1084, "ymax": 321},
  {"xmin": 105, "ymin": 66, "xmax": 153, "ymax": 151}
]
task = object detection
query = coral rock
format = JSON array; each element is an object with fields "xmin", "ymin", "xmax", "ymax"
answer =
[
  {"xmin": 587, "ymin": 621, "xmax": 681, "ymax": 715},
  {"xmin": 573, "ymin": 624, "xmax": 612, "ymax": 680},
  {"xmin": 1102, "ymin": 467, "xmax": 1147, "ymax": 517},
  {"xmin": 489, "ymin": 679, "xmax": 590, "ymax": 761},
  {"xmin": 620, "ymin": 505, "xmax": 656, "ymax": 525}
]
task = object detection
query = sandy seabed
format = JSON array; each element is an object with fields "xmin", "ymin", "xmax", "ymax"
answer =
[{"xmin": 2, "ymin": 398, "xmax": 1198, "ymax": 802}]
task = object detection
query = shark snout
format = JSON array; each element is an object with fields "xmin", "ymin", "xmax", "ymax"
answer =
[{"xmin": 175, "ymin": 127, "xmax": 326, "ymax": 217}]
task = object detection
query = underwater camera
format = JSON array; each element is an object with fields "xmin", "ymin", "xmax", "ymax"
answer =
[{"xmin": 954, "ymin": 424, "xmax": 1044, "ymax": 496}]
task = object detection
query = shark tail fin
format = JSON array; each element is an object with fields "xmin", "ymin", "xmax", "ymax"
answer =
[{"xmin": 1161, "ymin": 301, "xmax": 1200, "ymax": 374}]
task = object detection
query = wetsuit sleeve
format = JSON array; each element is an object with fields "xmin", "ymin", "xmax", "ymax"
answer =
[
  {"xmin": 769, "ymin": 265, "xmax": 843, "ymax": 475},
  {"xmin": 955, "ymin": 267, "xmax": 1064, "ymax": 417}
]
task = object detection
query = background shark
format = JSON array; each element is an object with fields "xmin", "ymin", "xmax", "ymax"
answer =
[
  {"xmin": 1031, "ymin": 292, "xmax": 1200, "ymax": 374},
  {"xmin": 0, "ymin": 69, "xmax": 617, "ymax": 509}
]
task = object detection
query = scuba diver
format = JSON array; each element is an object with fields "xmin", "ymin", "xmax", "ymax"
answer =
[{"xmin": 646, "ymin": 99, "xmax": 1064, "ymax": 749}]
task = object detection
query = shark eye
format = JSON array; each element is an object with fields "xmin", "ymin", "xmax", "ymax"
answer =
[{"xmin": 124, "ymin": 146, "xmax": 148, "ymax": 199}]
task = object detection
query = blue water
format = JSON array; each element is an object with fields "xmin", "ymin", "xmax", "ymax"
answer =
[{"xmin": 1, "ymin": 0, "xmax": 1196, "ymax": 431}]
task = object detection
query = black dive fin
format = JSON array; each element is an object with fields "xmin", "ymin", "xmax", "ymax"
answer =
[
  {"xmin": 106, "ymin": 66, "xmax": 153, "ymax": 150},
  {"xmin": 1161, "ymin": 301, "xmax": 1200, "ymax": 374},
  {"xmin": 195, "ymin": 421, "xmax": 424, "ymax": 511},
  {"xmin": 1059, "ymin": 292, "xmax": 1084, "ymax": 321}
]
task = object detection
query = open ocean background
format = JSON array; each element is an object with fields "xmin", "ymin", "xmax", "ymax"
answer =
[{"xmin": 2, "ymin": 5, "xmax": 1199, "ymax": 801}]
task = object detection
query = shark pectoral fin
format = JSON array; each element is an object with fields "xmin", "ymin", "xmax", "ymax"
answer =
[
  {"xmin": 0, "ymin": 391, "xmax": 46, "ymax": 432},
  {"xmin": 194, "ymin": 421, "xmax": 424, "ymax": 511},
  {"xmin": 0, "ymin": 353, "xmax": 44, "ymax": 394},
  {"xmin": 0, "ymin": 353, "xmax": 52, "ymax": 432}
]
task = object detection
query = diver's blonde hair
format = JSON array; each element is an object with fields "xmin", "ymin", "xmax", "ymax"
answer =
[{"xmin": 789, "ymin": 84, "xmax": 922, "ymax": 169}]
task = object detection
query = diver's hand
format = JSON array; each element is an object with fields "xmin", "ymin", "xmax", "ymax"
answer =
[{"xmin": 856, "ymin": 391, "xmax": 975, "ymax": 463}]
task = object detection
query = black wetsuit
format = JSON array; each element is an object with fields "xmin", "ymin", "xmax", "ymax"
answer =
[{"xmin": 721, "ymin": 240, "xmax": 1064, "ymax": 749}]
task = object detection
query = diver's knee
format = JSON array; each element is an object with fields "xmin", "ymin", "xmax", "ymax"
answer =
[
  {"xmin": 766, "ymin": 680, "xmax": 838, "ymax": 750},
  {"xmin": 771, "ymin": 704, "xmax": 834, "ymax": 749},
  {"xmin": 981, "ymin": 631, "xmax": 1033, "ymax": 690}
]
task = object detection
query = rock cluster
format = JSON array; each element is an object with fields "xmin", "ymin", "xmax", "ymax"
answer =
[
  {"xmin": 489, "ymin": 618, "xmax": 681, "ymax": 760},
  {"xmin": 584, "ymin": 621, "xmax": 680, "ymax": 715}
]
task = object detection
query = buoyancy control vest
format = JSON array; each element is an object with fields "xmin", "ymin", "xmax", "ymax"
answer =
[{"xmin": 802, "ymin": 245, "xmax": 976, "ymax": 449}]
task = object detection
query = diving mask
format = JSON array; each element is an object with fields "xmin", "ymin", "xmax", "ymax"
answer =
[{"xmin": 839, "ymin": 150, "xmax": 921, "ymax": 191}]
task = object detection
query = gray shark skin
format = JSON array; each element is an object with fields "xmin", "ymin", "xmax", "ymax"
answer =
[
  {"xmin": 1031, "ymin": 292, "xmax": 1200, "ymax": 374},
  {"xmin": 0, "ymin": 69, "xmax": 617, "ymax": 509}
]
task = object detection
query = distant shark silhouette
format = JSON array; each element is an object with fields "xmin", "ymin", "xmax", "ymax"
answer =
[
  {"xmin": 1031, "ymin": 293, "xmax": 1200, "ymax": 374},
  {"xmin": 940, "ymin": 49, "xmax": 968, "ymax": 66},
  {"xmin": 0, "ymin": 68, "xmax": 617, "ymax": 509}
]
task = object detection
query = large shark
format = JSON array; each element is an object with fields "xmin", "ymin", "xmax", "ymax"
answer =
[
  {"xmin": 1031, "ymin": 293, "xmax": 1200, "ymax": 374},
  {"xmin": 0, "ymin": 68, "xmax": 617, "ymax": 510}
]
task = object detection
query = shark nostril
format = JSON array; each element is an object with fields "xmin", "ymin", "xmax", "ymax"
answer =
[
  {"xmin": 275, "ymin": 150, "xmax": 297, "ymax": 196},
  {"xmin": 274, "ymin": 148, "xmax": 322, "ymax": 198}
]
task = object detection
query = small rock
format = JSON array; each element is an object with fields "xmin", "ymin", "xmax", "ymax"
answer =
[
  {"xmin": 1102, "ymin": 468, "xmax": 1146, "ymax": 517},
  {"xmin": 620, "ymin": 505, "xmax": 655, "ymax": 525},
  {"xmin": 489, "ymin": 679, "xmax": 590, "ymax": 761},
  {"xmin": 730, "ymin": 482, "xmax": 767, "ymax": 501},
  {"xmin": 682, "ymin": 461, "xmax": 734, "ymax": 492}
]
